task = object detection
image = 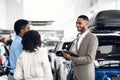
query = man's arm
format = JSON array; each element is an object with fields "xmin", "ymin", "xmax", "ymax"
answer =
[
  {"xmin": 9, "ymin": 47, "xmax": 16, "ymax": 73},
  {"xmin": 71, "ymin": 35, "xmax": 98, "ymax": 65}
]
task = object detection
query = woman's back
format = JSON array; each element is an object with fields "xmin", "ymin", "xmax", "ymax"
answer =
[{"xmin": 14, "ymin": 47, "xmax": 53, "ymax": 80}]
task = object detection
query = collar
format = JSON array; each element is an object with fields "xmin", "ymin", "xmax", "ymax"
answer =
[
  {"xmin": 80, "ymin": 30, "xmax": 89, "ymax": 37},
  {"xmin": 16, "ymin": 35, "xmax": 22, "ymax": 39}
]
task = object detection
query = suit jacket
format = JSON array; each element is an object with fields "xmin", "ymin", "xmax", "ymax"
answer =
[{"xmin": 71, "ymin": 32, "xmax": 98, "ymax": 80}]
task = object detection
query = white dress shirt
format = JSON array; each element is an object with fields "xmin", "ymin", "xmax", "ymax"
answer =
[{"xmin": 77, "ymin": 30, "xmax": 89, "ymax": 50}]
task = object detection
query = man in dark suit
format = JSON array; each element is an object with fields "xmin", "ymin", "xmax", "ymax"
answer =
[{"xmin": 63, "ymin": 15, "xmax": 98, "ymax": 80}]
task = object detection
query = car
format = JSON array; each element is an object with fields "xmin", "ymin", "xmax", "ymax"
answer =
[
  {"xmin": 91, "ymin": 10, "xmax": 120, "ymax": 79},
  {"xmin": 48, "ymin": 41, "xmax": 72, "ymax": 80},
  {"xmin": 90, "ymin": 10, "xmax": 120, "ymax": 33},
  {"xmin": 0, "ymin": 42, "xmax": 9, "ymax": 76},
  {"xmin": 95, "ymin": 33, "xmax": 120, "ymax": 80}
]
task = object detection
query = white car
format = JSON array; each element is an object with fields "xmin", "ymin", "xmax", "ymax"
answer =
[
  {"xmin": 48, "ymin": 41, "xmax": 72, "ymax": 80},
  {"xmin": 0, "ymin": 42, "xmax": 9, "ymax": 76}
]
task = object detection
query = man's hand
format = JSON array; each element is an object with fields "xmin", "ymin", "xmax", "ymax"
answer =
[{"xmin": 62, "ymin": 52, "xmax": 72, "ymax": 60}]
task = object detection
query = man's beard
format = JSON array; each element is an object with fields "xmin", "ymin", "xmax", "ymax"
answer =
[{"xmin": 77, "ymin": 29, "xmax": 82, "ymax": 32}]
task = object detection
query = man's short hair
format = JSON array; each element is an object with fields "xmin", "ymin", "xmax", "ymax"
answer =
[
  {"xmin": 14, "ymin": 19, "xmax": 29, "ymax": 35},
  {"xmin": 78, "ymin": 15, "xmax": 89, "ymax": 21}
]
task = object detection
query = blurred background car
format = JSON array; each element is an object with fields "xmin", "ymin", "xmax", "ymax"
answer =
[
  {"xmin": 92, "ymin": 10, "xmax": 120, "ymax": 80},
  {"xmin": 90, "ymin": 10, "xmax": 120, "ymax": 33},
  {"xmin": 95, "ymin": 33, "xmax": 120, "ymax": 80},
  {"xmin": 0, "ymin": 42, "xmax": 9, "ymax": 76},
  {"xmin": 48, "ymin": 41, "xmax": 72, "ymax": 80}
]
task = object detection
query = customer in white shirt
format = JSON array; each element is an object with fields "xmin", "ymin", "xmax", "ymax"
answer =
[{"xmin": 14, "ymin": 30, "xmax": 53, "ymax": 80}]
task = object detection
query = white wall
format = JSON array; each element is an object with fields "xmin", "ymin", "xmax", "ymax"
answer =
[
  {"xmin": 0, "ymin": 0, "xmax": 6, "ymax": 29},
  {"xmin": 1, "ymin": 0, "xmax": 120, "ymax": 38},
  {"xmin": 6, "ymin": 0, "xmax": 23, "ymax": 30},
  {"xmin": 73, "ymin": 0, "xmax": 92, "ymax": 18},
  {"xmin": 116, "ymin": 0, "xmax": 120, "ymax": 9},
  {"xmin": 98, "ymin": 0, "xmax": 117, "ymax": 11},
  {"xmin": 23, "ymin": 0, "xmax": 74, "ymax": 25}
]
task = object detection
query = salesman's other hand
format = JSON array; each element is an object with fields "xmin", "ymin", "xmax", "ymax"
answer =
[{"xmin": 62, "ymin": 52, "xmax": 72, "ymax": 60}]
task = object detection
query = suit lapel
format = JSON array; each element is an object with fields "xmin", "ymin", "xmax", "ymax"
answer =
[{"xmin": 78, "ymin": 32, "xmax": 91, "ymax": 52}]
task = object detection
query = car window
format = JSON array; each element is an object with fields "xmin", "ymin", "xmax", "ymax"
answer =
[
  {"xmin": 98, "ymin": 45, "xmax": 112, "ymax": 54},
  {"xmin": 96, "ymin": 43, "xmax": 120, "ymax": 67}
]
